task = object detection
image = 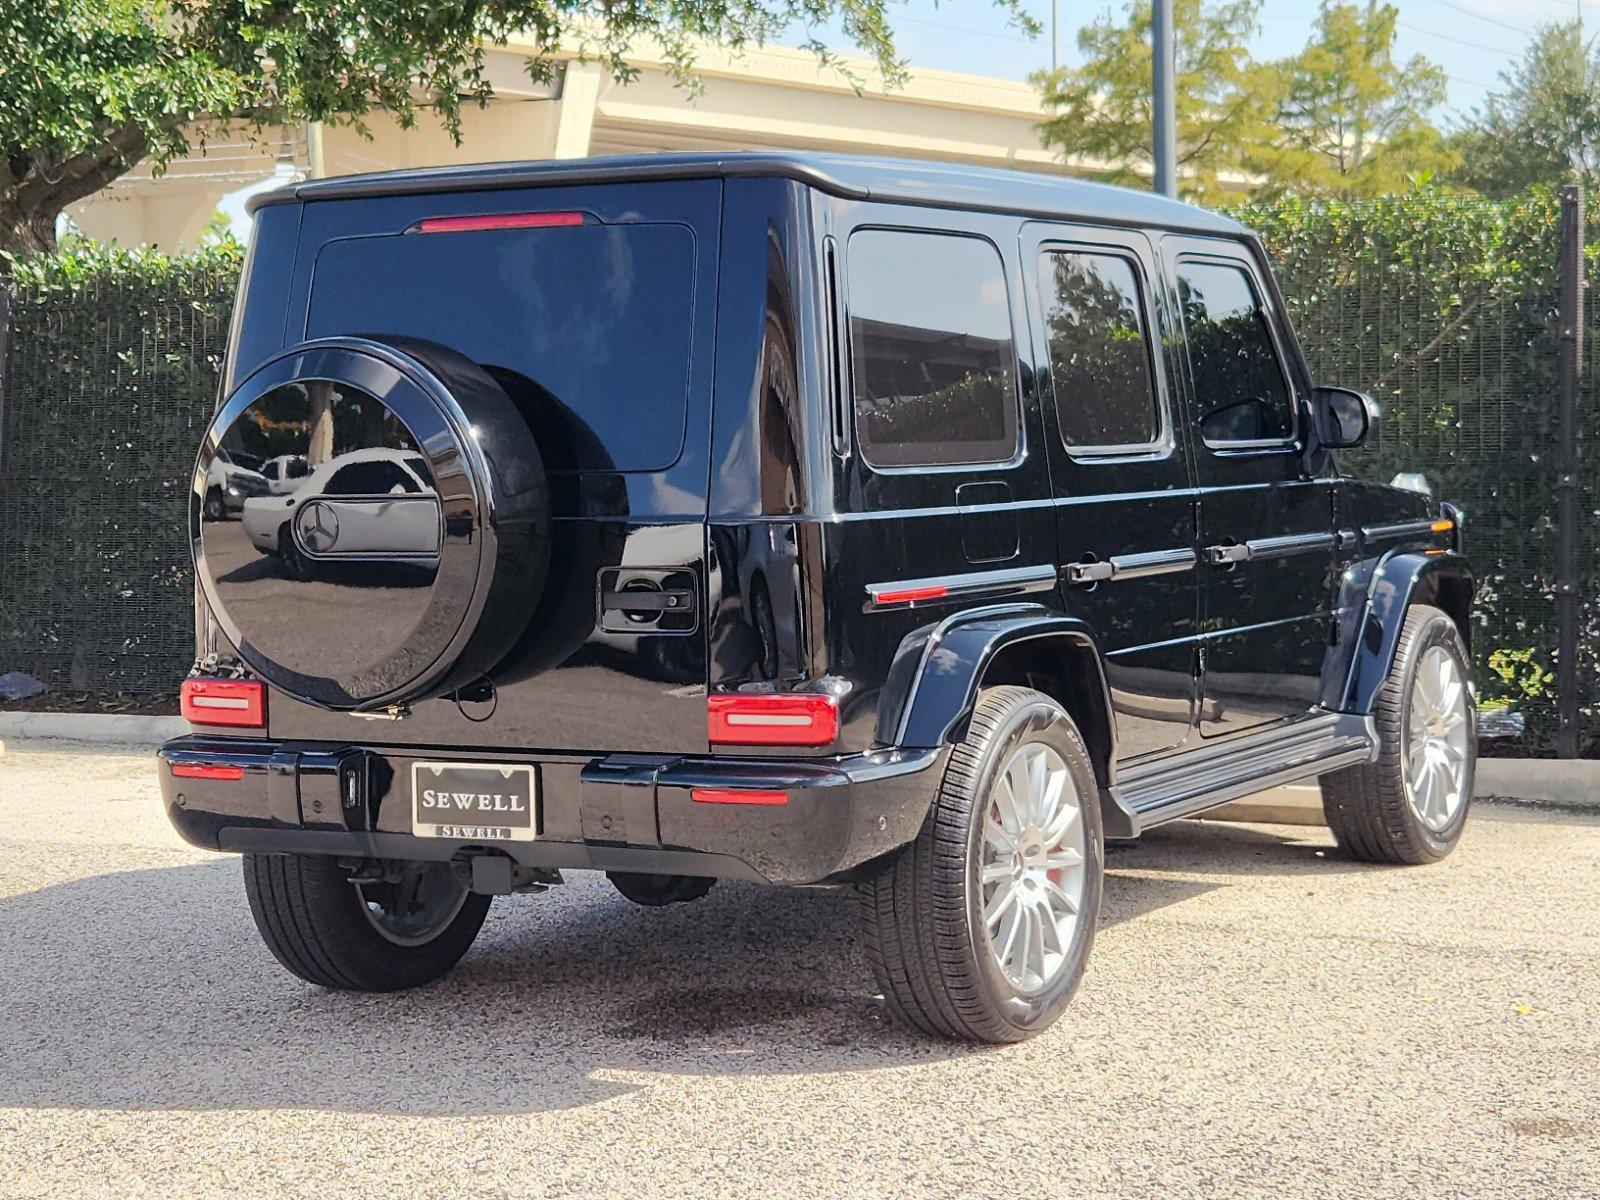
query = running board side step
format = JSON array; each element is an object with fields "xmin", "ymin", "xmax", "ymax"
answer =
[{"xmin": 1109, "ymin": 712, "xmax": 1377, "ymax": 835}]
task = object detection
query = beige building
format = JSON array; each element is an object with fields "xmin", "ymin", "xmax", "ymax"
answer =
[{"xmin": 71, "ymin": 39, "xmax": 1090, "ymax": 251}]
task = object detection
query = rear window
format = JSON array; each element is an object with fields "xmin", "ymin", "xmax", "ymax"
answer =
[
  {"xmin": 307, "ymin": 223, "xmax": 696, "ymax": 472},
  {"xmin": 846, "ymin": 229, "xmax": 1019, "ymax": 468}
]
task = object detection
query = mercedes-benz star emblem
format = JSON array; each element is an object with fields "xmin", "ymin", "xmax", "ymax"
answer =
[{"xmin": 295, "ymin": 499, "xmax": 340, "ymax": 554}]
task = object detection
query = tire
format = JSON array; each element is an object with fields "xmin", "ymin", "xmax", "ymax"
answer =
[
  {"xmin": 243, "ymin": 854, "xmax": 491, "ymax": 991},
  {"xmin": 277, "ymin": 524, "xmax": 310, "ymax": 580},
  {"xmin": 860, "ymin": 686, "xmax": 1104, "ymax": 1043},
  {"xmin": 607, "ymin": 871, "xmax": 716, "ymax": 906},
  {"xmin": 1321, "ymin": 604, "xmax": 1475, "ymax": 865}
]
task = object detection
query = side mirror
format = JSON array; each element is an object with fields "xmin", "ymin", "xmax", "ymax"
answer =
[{"xmin": 1311, "ymin": 386, "xmax": 1377, "ymax": 449}]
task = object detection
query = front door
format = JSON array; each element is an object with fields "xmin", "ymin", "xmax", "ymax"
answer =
[
  {"xmin": 1160, "ymin": 237, "xmax": 1335, "ymax": 738},
  {"xmin": 1024, "ymin": 223, "xmax": 1200, "ymax": 764}
]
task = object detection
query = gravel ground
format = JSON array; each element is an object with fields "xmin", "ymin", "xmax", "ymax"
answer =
[{"xmin": 1, "ymin": 741, "xmax": 1597, "ymax": 1200}]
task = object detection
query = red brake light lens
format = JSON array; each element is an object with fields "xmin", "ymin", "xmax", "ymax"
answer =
[
  {"xmin": 414, "ymin": 211, "xmax": 585, "ymax": 234},
  {"xmin": 180, "ymin": 678, "xmax": 266, "ymax": 728},
  {"xmin": 171, "ymin": 762, "xmax": 245, "ymax": 781},
  {"xmin": 691, "ymin": 788, "xmax": 789, "ymax": 806},
  {"xmin": 707, "ymin": 694, "xmax": 839, "ymax": 747},
  {"xmin": 872, "ymin": 584, "xmax": 949, "ymax": 606}
]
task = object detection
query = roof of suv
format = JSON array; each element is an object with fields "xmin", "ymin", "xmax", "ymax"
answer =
[{"xmin": 248, "ymin": 151, "xmax": 1245, "ymax": 236}]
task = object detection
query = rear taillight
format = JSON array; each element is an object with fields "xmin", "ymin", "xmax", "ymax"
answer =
[
  {"xmin": 707, "ymin": 694, "xmax": 839, "ymax": 747},
  {"xmin": 180, "ymin": 677, "xmax": 266, "ymax": 728},
  {"xmin": 171, "ymin": 762, "xmax": 245, "ymax": 781}
]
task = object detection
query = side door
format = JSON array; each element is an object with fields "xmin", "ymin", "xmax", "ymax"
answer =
[
  {"xmin": 823, "ymin": 206, "xmax": 1058, "ymax": 752},
  {"xmin": 1160, "ymin": 237, "xmax": 1335, "ymax": 738},
  {"xmin": 1023, "ymin": 224, "xmax": 1200, "ymax": 764}
]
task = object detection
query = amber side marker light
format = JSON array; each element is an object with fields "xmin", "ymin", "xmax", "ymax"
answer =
[
  {"xmin": 707, "ymin": 693, "xmax": 839, "ymax": 747},
  {"xmin": 171, "ymin": 762, "xmax": 245, "ymax": 781},
  {"xmin": 413, "ymin": 211, "xmax": 585, "ymax": 234},
  {"xmin": 180, "ymin": 678, "xmax": 266, "ymax": 728},
  {"xmin": 1431, "ymin": 518, "xmax": 1455, "ymax": 534}
]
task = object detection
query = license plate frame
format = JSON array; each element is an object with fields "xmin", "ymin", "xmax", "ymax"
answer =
[{"xmin": 411, "ymin": 761, "xmax": 538, "ymax": 842}]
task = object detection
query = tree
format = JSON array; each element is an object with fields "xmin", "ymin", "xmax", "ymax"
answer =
[
  {"xmin": 1260, "ymin": 1, "xmax": 1452, "ymax": 198},
  {"xmin": 1, "ymin": 1, "xmax": 1034, "ymax": 261},
  {"xmin": 1447, "ymin": 21, "xmax": 1600, "ymax": 197},
  {"xmin": 1033, "ymin": 0, "xmax": 1283, "ymax": 204}
]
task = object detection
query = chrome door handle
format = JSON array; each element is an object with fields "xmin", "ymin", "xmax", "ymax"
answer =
[
  {"xmin": 1064, "ymin": 560, "xmax": 1115, "ymax": 586},
  {"xmin": 1205, "ymin": 543, "xmax": 1250, "ymax": 566}
]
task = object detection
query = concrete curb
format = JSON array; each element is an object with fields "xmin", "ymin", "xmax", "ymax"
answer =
[
  {"xmin": 1476, "ymin": 758, "xmax": 1600, "ymax": 811},
  {"xmin": 0, "ymin": 712, "xmax": 185, "ymax": 748}
]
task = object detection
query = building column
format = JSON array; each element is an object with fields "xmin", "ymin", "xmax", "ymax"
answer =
[{"xmin": 551, "ymin": 61, "xmax": 602, "ymax": 159}]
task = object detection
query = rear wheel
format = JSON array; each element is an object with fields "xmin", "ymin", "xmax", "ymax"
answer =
[
  {"xmin": 243, "ymin": 855, "xmax": 491, "ymax": 991},
  {"xmin": 1322, "ymin": 604, "xmax": 1475, "ymax": 864},
  {"xmin": 860, "ymin": 686, "xmax": 1104, "ymax": 1043}
]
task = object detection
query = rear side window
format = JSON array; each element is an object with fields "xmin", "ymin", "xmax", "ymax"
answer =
[
  {"xmin": 1038, "ymin": 250, "xmax": 1160, "ymax": 451},
  {"xmin": 847, "ymin": 229, "xmax": 1019, "ymax": 468},
  {"xmin": 308, "ymin": 223, "xmax": 696, "ymax": 472},
  {"xmin": 326, "ymin": 459, "xmax": 420, "ymax": 495},
  {"xmin": 1175, "ymin": 260, "xmax": 1295, "ymax": 444}
]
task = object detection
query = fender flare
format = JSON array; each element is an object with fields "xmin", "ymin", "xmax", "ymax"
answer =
[
  {"xmin": 880, "ymin": 603, "xmax": 1116, "ymax": 758},
  {"xmin": 1329, "ymin": 549, "xmax": 1474, "ymax": 714}
]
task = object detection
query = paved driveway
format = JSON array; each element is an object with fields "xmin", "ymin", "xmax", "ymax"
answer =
[{"xmin": 1, "ymin": 741, "xmax": 1596, "ymax": 1199}]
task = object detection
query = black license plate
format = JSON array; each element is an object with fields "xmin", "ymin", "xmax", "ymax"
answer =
[{"xmin": 412, "ymin": 761, "xmax": 537, "ymax": 842}]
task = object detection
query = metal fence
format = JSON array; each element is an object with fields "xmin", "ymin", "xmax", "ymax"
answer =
[
  {"xmin": 0, "ymin": 194, "xmax": 1594, "ymax": 750},
  {"xmin": 0, "ymin": 269, "xmax": 234, "ymax": 696}
]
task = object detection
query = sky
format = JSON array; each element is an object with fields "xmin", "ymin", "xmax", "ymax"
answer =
[{"xmin": 782, "ymin": 0, "xmax": 1589, "ymax": 120}]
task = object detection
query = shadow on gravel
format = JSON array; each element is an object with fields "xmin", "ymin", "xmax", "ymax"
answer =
[{"xmin": 0, "ymin": 822, "xmax": 1314, "ymax": 1117}]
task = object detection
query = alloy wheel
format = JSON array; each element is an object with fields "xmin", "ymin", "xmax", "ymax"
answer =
[
  {"xmin": 979, "ymin": 743, "xmax": 1088, "ymax": 995},
  {"xmin": 1404, "ymin": 644, "xmax": 1470, "ymax": 833}
]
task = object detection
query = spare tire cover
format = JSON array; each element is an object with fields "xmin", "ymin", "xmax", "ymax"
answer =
[{"xmin": 192, "ymin": 336, "xmax": 549, "ymax": 710}]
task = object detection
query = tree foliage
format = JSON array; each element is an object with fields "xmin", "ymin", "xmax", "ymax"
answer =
[
  {"xmin": 1260, "ymin": 1, "xmax": 1453, "ymax": 198},
  {"xmin": 1034, "ymin": 0, "xmax": 1281, "ymax": 205},
  {"xmin": 0, "ymin": 0, "xmax": 1033, "ymax": 261},
  {"xmin": 1035, "ymin": 0, "xmax": 1451, "ymax": 201},
  {"xmin": 1447, "ymin": 21, "xmax": 1600, "ymax": 198}
]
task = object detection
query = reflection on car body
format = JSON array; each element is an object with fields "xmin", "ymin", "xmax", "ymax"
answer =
[{"xmin": 241, "ymin": 447, "xmax": 441, "ymax": 570}]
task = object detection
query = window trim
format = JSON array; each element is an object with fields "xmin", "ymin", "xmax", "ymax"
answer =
[
  {"xmin": 1173, "ymin": 251, "xmax": 1301, "ymax": 452},
  {"xmin": 842, "ymin": 225, "xmax": 1025, "ymax": 474},
  {"xmin": 1034, "ymin": 242, "xmax": 1171, "ymax": 460}
]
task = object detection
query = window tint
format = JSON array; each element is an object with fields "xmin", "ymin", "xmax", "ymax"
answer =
[
  {"xmin": 847, "ymin": 230, "xmax": 1018, "ymax": 467},
  {"xmin": 1039, "ymin": 251, "xmax": 1160, "ymax": 450},
  {"xmin": 308, "ymin": 224, "xmax": 696, "ymax": 473},
  {"xmin": 1176, "ymin": 261, "xmax": 1294, "ymax": 443},
  {"xmin": 326, "ymin": 459, "xmax": 418, "ymax": 495}
]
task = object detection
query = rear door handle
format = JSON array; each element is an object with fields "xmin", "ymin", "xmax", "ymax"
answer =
[
  {"xmin": 1063, "ymin": 560, "xmax": 1115, "ymax": 586},
  {"xmin": 1205, "ymin": 543, "xmax": 1250, "ymax": 566},
  {"xmin": 601, "ymin": 589, "xmax": 694, "ymax": 615}
]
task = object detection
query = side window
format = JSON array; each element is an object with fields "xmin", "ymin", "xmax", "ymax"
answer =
[
  {"xmin": 1038, "ymin": 250, "xmax": 1161, "ymax": 451},
  {"xmin": 326, "ymin": 460, "xmax": 417, "ymax": 495},
  {"xmin": 847, "ymin": 229, "xmax": 1019, "ymax": 468},
  {"xmin": 1175, "ymin": 260, "xmax": 1295, "ymax": 445}
]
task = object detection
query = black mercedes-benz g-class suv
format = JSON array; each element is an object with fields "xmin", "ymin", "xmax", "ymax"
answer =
[{"xmin": 160, "ymin": 152, "xmax": 1474, "ymax": 1043}]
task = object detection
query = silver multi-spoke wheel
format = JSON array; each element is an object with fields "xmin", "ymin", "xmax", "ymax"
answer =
[
  {"xmin": 861, "ymin": 686, "xmax": 1103, "ymax": 1042},
  {"xmin": 1404, "ymin": 644, "xmax": 1470, "ymax": 833},
  {"xmin": 980, "ymin": 743, "xmax": 1087, "ymax": 996}
]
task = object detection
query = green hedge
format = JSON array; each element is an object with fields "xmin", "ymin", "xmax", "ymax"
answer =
[{"xmin": 0, "ymin": 239, "xmax": 243, "ymax": 696}]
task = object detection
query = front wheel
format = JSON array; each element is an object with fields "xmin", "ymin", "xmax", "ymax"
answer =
[
  {"xmin": 1321, "ymin": 604, "xmax": 1475, "ymax": 864},
  {"xmin": 243, "ymin": 855, "xmax": 491, "ymax": 991},
  {"xmin": 860, "ymin": 686, "xmax": 1104, "ymax": 1043}
]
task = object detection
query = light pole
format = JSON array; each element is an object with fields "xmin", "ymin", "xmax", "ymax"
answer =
[{"xmin": 1152, "ymin": 0, "xmax": 1177, "ymax": 197}]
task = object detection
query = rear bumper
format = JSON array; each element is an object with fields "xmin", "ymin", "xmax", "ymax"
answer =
[{"xmin": 157, "ymin": 737, "xmax": 944, "ymax": 886}]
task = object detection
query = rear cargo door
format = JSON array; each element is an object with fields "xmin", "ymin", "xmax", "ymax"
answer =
[{"xmin": 263, "ymin": 179, "xmax": 719, "ymax": 754}]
